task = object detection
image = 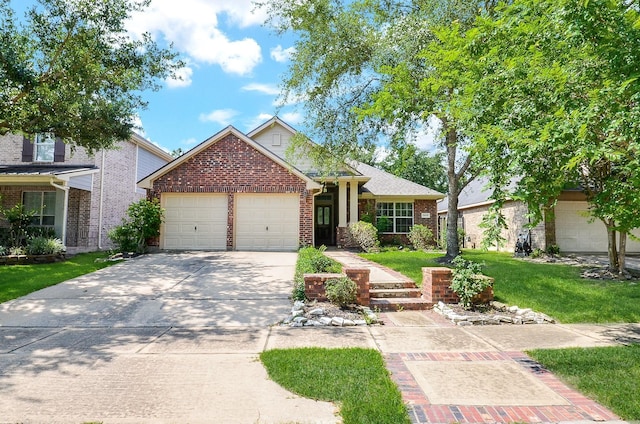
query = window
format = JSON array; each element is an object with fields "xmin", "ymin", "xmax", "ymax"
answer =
[
  {"xmin": 376, "ymin": 202, "xmax": 413, "ymax": 233},
  {"xmin": 23, "ymin": 192, "xmax": 56, "ymax": 226},
  {"xmin": 34, "ymin": 133, "xmax": 56, "ymax": 162}
]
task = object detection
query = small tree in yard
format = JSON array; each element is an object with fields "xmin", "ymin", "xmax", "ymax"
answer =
[
  {"xmin": 109, "ymin": 199, "xmax": 163, "ymax": 254},
  {"xmin": 408, "ymin": 225, "xmax": 435, "ymax": 251},
  {"xmin": 450, "ymin": 256, "xmax": 491, "ymax": 309}
]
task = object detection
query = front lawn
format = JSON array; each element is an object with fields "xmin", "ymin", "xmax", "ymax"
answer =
[
  {"xmin": 0, "ymin": 252, "xmax": 117, "ymax": 303},
  {"xmin": 261, "ymin": 347, "xmax": 410, "ymax": 424},
  {"xmin": 360, "ymin": 250, "xmax": 640, "ymax": 323},
  {"xmin": 529, "ymin": 345, "xmax": 640, "ymax": 420}
]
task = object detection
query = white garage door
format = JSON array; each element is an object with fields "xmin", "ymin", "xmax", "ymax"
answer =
[
  {"xmin": 162, "ymin": 193, "xmax": 227, "ymax": 250},
  {"xmin": 235, "ymin": 194, "xmax": 299, "ymax": 251}
]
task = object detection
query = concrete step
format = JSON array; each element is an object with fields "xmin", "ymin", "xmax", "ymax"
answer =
[
  {"xmin": 369, "ymin": 281, "xmax": 417, "ymax": 290},
  {"xmin": 370, "ymin": 288, "xmax": 423, "ymax": 299},
  {"xmin": 370, "ymin": 298, "xmax": 433, "ymax": 311}
]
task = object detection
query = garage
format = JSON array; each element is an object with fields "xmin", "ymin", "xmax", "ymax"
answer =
[
  {"xmin": 161, "ymin": 193, "xmax": 227, "ymax": 250},
  {"xmin": 235, "ymin": 194, "xmax": 299, "ymax": 251}
]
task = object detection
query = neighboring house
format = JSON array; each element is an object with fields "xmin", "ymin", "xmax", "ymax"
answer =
[
  {"xmin": 0, "ymin": 132, "xmax": 173, "ymax": 253},
  {"xmin": 138, "ymin": 117, "xmax": 445, "ymax": 251},
  {"xmin": 437, "ymin": 177, "xmax": 640, "ymax": 253}
]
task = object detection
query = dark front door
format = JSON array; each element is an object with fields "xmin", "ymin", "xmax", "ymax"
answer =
[{"xmin": 315, "ymin": 205, "xmax": 333, "ymax": 246}]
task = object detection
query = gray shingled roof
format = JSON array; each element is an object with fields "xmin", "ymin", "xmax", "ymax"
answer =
[
  {"xmin": 355, "ymin": 162, "xmax": 444, "ymax": 198},
  {"xmin": 437, "ymin": 176, "xmax": 519, "ymax": 213},
  {"xmin": 0, "ymin": 165, "xmax": 98, "ymax": 176}
]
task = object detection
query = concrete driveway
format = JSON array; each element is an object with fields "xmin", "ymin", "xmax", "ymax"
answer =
[{"xmin": 0, "ymin": 252, "xmax": 338, "ymax": 424}]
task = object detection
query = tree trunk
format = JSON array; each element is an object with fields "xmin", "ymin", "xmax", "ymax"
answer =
[
  {"xmin": 605, "ymin": 221, "xmax": 619, "ymax": 272},
  {"xmin": 618, "ymin": 230, "xmax": 627, "ymax": 275},
  {"xmin": 445, "ymin": 125, "xmax": 460, "ymax": 260}
]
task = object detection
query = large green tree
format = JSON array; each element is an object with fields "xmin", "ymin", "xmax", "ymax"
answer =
[
  {"xmin": 0, "ymin": 0, "xmax": 180, "ymax": 152},
  {"xmin": 263, "ymin": 0, "xmax": 497, "ymax": 259},
  {"xmin": 376, "ymin": 145, "xmax": 447, "ymax": 194},
  {"xmin": 469, "ymin": 0, "xmax": 640, "ymax": 273}
]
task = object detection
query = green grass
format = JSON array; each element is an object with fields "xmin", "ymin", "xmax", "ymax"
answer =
[
  {"xmin": 529, "ymin": 345, "xmax": 640, "ymax": 420},
  {"xmin": 260, "ymin": 347, "xmax": 410, "ymax": 424},
  {"xmin": 0, "ymin": 252, "xmax": 117, "ymax": 303},
  {"xmin": 360, "ymin": 249, "xmax": 640, "ymax": 323}
]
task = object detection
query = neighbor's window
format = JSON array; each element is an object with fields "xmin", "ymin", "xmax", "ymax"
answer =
[
  {"xmin": 23, "ymin": 192, "xmax": 56, "ymax": 226},
  {"xmin": 34, "ymin": 133, "xmax": 56, "ymax": 162},
  {"xmin": 376, "ymin": 202, "xmax": 413, "ymax": 233}
]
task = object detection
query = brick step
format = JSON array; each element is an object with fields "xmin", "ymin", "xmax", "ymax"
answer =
[
  {"xmin": 370, "ymin": 288, "xmax": 423, "ymax": 299},
  {"xmin": 369, "ymin": 281, "xmax": 418, "ymax": 290},
  {"xmin": 370, "ymin": 298, "xmax": 433, "ymax": 311}
]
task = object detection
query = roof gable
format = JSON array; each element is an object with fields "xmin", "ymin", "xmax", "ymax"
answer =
[{"xmin": 355, "ymin": 162, "xmax": 444, "ymax": 199}]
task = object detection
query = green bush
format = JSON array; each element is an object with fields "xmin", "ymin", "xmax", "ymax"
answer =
[
  {"xmin": 349, "ymin": 221, "xmax": 380, "ymax": 253},
  {"xmin": 375, "ymin": 216, "xmax": 391, "ymax": 235},
  {"xmin": 325, "ymin": 276, "xmax": 357, "ymax": 307},
  {"xmin": 26, "ymin": 237, "xmax": 65, "ymax": 255},
  {"xmin": 108, "ymin": 199, "xmax": 164, "ymax": 253},
  {"xmin": 450, "ymin": 256, "xmax": 491, "ymax": 309},
  {"xmin": 408, "ymin": 225, "xmax": 435, "ymax": 250},
  {"xmin": 546, "ymin": 244, "xmax": 560, "ymax": 255},
  {"xmin": 293, "ymin": 246, "xmax": 342, "ymax": 301},
  {"xmin": 0, "ymin": 245, "xmax": 6, "ymax": 256},
  {"xmin": 1, "ymin": 204, "xmax": 36, "ymax": 248}
]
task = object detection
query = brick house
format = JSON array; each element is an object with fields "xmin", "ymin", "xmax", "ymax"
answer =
[
  {"xmin": 138, "ymin": 117, "xmax": 444, "ymax": 251},
  {"xmin": 0, "ymin": 132, "xmax": 172, "ymax": 252},
  {"xmin": 437, "ymin": 177, "xmax": 640, "ymax": 253}
]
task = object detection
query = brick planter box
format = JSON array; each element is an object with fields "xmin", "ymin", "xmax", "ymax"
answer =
[
  {"xmin": 422, "ymin": 267, "xmax": 494, "ymax": 305},
  {"xmin": 304, "ymin": 268, "xmax": 371, "ymax": 306}
]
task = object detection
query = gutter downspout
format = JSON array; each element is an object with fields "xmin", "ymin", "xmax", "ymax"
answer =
[
  {"xmin": 49, "ymin": 179, "xmax": 69, "ymax": 247},
  {"xmin": 98, "ymin": 150, "xmax": 106, "ymax": 249}
]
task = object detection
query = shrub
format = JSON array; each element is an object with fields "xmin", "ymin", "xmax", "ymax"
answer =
[
  {"xmin": 0, "ymin": 245, "xmax": 5, "ymax": 256},
  {"xmin": 9, "ymin": 246, "xmax": 25, "ymax": 256},
  {"xmin": 292, "ymin": 246, "xmax": 342, "ymax": 301},
  {"xmin": 108, "ymin": 199, "xmax": 164, "ymax": 253},
  {"xmin": 325, "ymin": 276, "xmax": 357, "ymax": 307},
  {"xmin": 450, "ymin": 256, "xmax": 491, "ymax": 309},
  {"xmin": 546, "ymin": 244, "xmax": 560, "ymax": 255},
  {"xmin": 349, "ymin": 221, "xmax": 380, "ymax": 253},
  {"xmin": 26, "ymin": 237, "xmax": 65, "ymax": 255},
  {"xmin": 375, "ymin": 216, "xmax": 391, "ymax": 235},
  {"xmin": 408, "ymin": 225, "xmax": 435, "ymax": 250},
  {"xmin": 1, "ymin": 204, "xmax": 36, "ymax": 247}
]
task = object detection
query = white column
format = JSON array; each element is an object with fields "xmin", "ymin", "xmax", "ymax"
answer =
[
  {"xmin": 349, "ymin": 181, "xmax": 358, "ymax": 224},
  {"xmin": 338, "ymin": 180, "xmax": 347, "ymax": 227}
]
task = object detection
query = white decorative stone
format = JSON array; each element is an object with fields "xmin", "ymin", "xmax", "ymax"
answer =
[
  {"xmin": 343, "ymin": 319, "xmax": 356, "ymax": 326},
  {"xmin": 292, "ymin": 300, "xmax": 305, "ymax": 311},
  {"xmin": 354, "ymin": 320, "xmax": 367, "ymax": 326},
  {"xmin": 291, "ymin": 310, "xmax": 304, "ymax": 318},
  {"xmin": 331, "ymin": 317, "xmax": 345, "ymax": 326},
  {"xmin": 309, "ymin": 308, "xmax": 325, "ymax": 316},
  {"xmin": 319, "ymin": 317, "xmax": 333, "ymax": 325},
  {"xmin": 293, "ymin": 316, "xmax": 308, "ymax": 324}
]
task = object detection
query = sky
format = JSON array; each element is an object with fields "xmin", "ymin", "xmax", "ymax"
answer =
[{"xmin": 14, "ymin": 0, "xmax": 439, "ymax": 156}]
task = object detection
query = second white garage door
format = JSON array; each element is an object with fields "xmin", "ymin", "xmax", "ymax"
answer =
[
  {"xmin": 235, "ymin": 194, "xmax": 300, "ymax": 251},
  {"xmin": 162, "ymin": 193, "xmax": 227, "ymax": 250}
]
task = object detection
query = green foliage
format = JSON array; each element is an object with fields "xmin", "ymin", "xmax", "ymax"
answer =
[
  {"xmin": 25, "ymin": 237, "xmax": 65, "ymax": 255},
  {"xmin": 9, "ymin": 246, "xmax": 25, "ymax": 256},
  {"xmin": 349, "ymin": 221, "xmax": 380, "ymax": 253},
  {"xmin": 1, "ymin": 204, "xmax": 36, "ymax": 248},
  {"xmin": 0, "ymin": 246, "xmax": 5, "ymax": 256},
  {"xmin": 325, "ymin": 276, "xmax": 357, "ymax": 307},
  {"xmin": 0, "ymin": 252, "xmax": 116, "ymax": 303},
  {"xmin": 479, "ymin": 208, "xmax": 507, "ymax": 251},
  {"xmin": 375, "ymin": 215, "xmax": 392, "ymax": 235},
  {"xmin": 529, "ymin": 346, "xmax": 640, "ymax": 420},
  {"xmin": 377, "ymin": 145, "xmax": 448, "ymax": 194},
  {"xmin": 408, "ymin": 224, "xmax": 435, "ymax": 250},
  {"xmin": 108, "ymin": 199, "xmax": 164, "ymax": 254},
  {"xmin": 450, "ymin": 256, "xmax": 490, "ymax": 309},
  {"xmin": 0, "ymin": 0, "xmax": 181, "ymax": 152},
  {"xmin": 546, "ymin": 244, "xmax": 560, "ymax": 255},
  {"xmin": 261, "ymin": 348, "xmax": 410, "ymax": 424},
  {"xmin": 293, "ymin": 246, "xmax": 342, "ymax": 301}
]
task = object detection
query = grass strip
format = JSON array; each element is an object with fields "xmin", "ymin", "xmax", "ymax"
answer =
[
  {"xmin": 529, "ymin": 345, "xmax": 640, "ymax": 420},
  {"xmin": 361, "ymin": 250, "xmax": 640, "ymax": 323},
  {"xmin": 0, "ymin": 252, "xmax": 117, "ymax": 303},
  {"xmin": 260, "ymin": 347, "xmax": 410, "ymax": 424}
]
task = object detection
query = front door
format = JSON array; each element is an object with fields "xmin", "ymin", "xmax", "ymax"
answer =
[{"xmin": 315, "ymin": 205, "xmax": 333, "ymax": 246}]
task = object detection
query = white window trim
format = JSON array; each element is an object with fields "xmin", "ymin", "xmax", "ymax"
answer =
[
  {"xmin": 34, "ymin": 132, "xmax": 56, "ymax": 162},
  {"xmin": 376, "ymin": 201, "xmax": 414, "ymax": 234}
]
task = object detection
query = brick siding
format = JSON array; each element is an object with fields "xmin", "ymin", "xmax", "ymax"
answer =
[
  {"xmin": 422, "ymin": 267, "xmax": 494, "ymax": 305},
  {"xmin": 149, "ymin": 133, "xmax": 314, "ymax": 248}
]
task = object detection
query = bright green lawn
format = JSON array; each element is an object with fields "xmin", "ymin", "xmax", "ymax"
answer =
[
  {"xmin": 360, "ymin": 250, "xmax": 640, "ymax": 323},
  {"xmin": 261, "ymin": 347, "xmax": 410, "ymax": 424},
  {"xmin": 0, "ymin": 252, "xmax": 117, "ymax": 303},
  {"xmin": 529, "ymin": 345, "xmax": 640, "ymax": 420}
]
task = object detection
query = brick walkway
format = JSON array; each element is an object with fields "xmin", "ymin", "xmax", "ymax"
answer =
[{"xmin": 380, "ymin": 312, "xmax": 620, "ymax": 424}]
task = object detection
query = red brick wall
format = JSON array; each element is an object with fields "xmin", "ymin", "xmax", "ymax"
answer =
[
  {"xmin": 304, "ymin": 268, "xmax": 370, "ymax": 306},
  {"xmin": 422, "ymin": 267, "xmax": 494, "ymax": 305},
  {"xmin": 149, "ymin": 133, "xmax": 314, "ymax": 247}
]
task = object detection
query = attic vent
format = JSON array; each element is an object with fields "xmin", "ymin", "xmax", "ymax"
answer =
[{"xmin": 272, "ymin": 133, "xmax": 281, "ymax": 146}]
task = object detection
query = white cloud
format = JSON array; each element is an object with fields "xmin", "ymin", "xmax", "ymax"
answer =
[
  {"xmin": 241, "ymin": 83, "xmax": 281, "ymax": 96},
  {"xmin": 166, "ymin": 65, "xmax": 194, "ymax": 88},
  {"xmin": 181, "ymin": 137, "xmax": 199, "ymax": 146},
  {"xmin": 127, "ymin": 0, "xmax": 263, "ymax": 76},
  {"xmin": 199, "ymin": 109, "xmax": 239, "ymax": 126},
  {"xmin": 280, "ymin": 112, "xmax": 303, "ymax": 125},
  {"xmin": 414, "ymin": 116, "xmax": 443, "ymax": 152},
  {"xmin": 131, "ymin": 115, "xmax": 146, "ymax": 137},
  {"xmin": 270, "ymin": 45, "xmax": 296, "ymax": 63}
]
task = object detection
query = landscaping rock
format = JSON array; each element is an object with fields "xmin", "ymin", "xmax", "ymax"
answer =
[{"xmin": 433, "ymin": 301, "xmax": 555, "ymax": 326}]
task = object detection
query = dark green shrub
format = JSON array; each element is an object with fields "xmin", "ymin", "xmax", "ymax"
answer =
[
  {"xmin": 108, "ymin": 223, "xmax": 139, "ymax": 253},
  {"xmin": 375, "ymin": 216, "xmax": 392, "ymax": 235},
  {"xmin": 450, "ymin": 256, "xmax": 491, "ymax": 309},
  {"xmin": 546, "ymin": 244, "xmax": 560, "ymax": 255},
  {"xmin": 108, "ymin": 199, "xmax": 164, "ymax": 253},
  {"xmin": 408, "ymin": 225, "xmax": 435, "ymax": 250},
  {"xmin": 349, "ymin": 221, "xmax": 380, "ymax": 253},
  {"xmin": 26, "ymin": 237, "xmax": 65, "ymax": 255},
  {"xmin": 1, "ymin": 204, "xmax": 36, "ymax": 247},
  {"xmin": 292, "ymin": 246, "xmax": 342, "ymax": 301},
  {"xmin": 325, "ymin": 276, "xmax": 357, "ymax": 307}
]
